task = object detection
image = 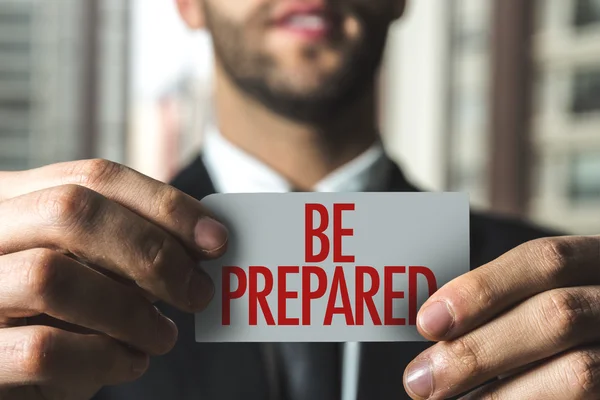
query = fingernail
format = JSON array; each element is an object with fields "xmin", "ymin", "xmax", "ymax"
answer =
[
  {"xmin": 132, "ymin": 352, "xmax": 150, "ymax": 374},
  {"xmin": 156, "ymin": 311, "xmax": 178, "ymax": 351},
  {"xmin": 405, "ymin": 358, "xmax": 433, "ymax": 399},
  {"xmin": 188, "ymin": 271, "xmax": 215, "ymax": 311},
  {"xmin": 418, "ymin": 301, "xmax": 454, "ymax": 338},
  {"xmin": 194, "ymin": 217, "xmax": 228, "ymax": 253}
]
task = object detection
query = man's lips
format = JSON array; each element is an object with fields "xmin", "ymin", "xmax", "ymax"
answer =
[{"xmin": 270, "ymin": 3, "xmax": 335, "ymax": 39}]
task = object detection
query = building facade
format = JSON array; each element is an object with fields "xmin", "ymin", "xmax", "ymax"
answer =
[
  {"xmin": 0, "ymin": 0, "xmax": 130, "ymax": 171},
  {"xmin": 0, "ymin": 0, "xmax": 36, "ymax": 171},
  {"xmin": 446, "ymin": 0, "xmax": 493, "ymax": 208},
  {"xmin": 441, "ymin": 0, "xmax": 600, "ymax": 234},
  {"xmin": 531, "ymin": 0, "xmax": 600, "ymax": 233}
]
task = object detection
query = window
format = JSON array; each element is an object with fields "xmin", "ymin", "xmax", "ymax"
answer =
[
  {"xmin": 0, "ymin": 0, "xmax": 131, "ymax": 171},
  {"xmin": 574, "ymin": 0, "xmax": 600, "ymax": 28},
  {"xmin": 569, "ymin": 153, "xmax": 600, "ymax": 202},
  {"xmin": 0, "ymin": 129, "xmax": 27, "ymax": 139},
  {"xmin": 452, "ymin": 0, "xmax": 491, "ymax": 53},
  {"xmin": 571, "ymin": 68, "xmax": 600, "ymax": 114},
  {"xmin": 531, "ymin": 1, "xmax": 600, "ymax": 233},
  {"xmin": 446, "ymin": 0, "xmax": 492, "ymax": 207},
  {"xmin": 0, "ymin": 1, "xmax": 33, "ymax": 170},
  {"xmin": 0, "ymin": 155, "xmax": 28, "ymax": 171}
]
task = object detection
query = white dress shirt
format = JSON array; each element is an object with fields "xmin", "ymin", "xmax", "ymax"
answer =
[
  {"xmin": 202, "ymin": 125, "xmax": 392, "ymax": 194},
  {"xmin": 201, "ymin": 125, "xmax": 392, "ymax": 400}
]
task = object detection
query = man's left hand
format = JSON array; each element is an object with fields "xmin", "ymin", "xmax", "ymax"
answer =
[{"xmin": 403, "ymin": 236, "xmax": 600, "ymax": 399}]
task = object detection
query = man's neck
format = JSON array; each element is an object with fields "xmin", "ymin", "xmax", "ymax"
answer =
[{"xmin": 213, "ymin": 68, "xmax": 379, "ymax": 190}]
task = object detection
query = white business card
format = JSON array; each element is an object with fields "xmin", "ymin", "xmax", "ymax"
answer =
[{"xmin": 195, "ymin": 193, "xmax": 469, "ymax": 342}]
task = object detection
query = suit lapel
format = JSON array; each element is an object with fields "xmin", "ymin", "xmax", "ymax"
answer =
[{"xmin": 170, "ymin": 155, "xmax": 217, "ymax": 201}]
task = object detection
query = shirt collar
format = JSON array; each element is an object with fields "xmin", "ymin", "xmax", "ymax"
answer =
[{"xmin": 202, "ymin": 125, "xmax": 392, "ymax": 194}]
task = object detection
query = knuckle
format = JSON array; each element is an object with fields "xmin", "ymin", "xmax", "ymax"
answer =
[
  {"xmin": 38, "ymin": 185, "xmax": 102, "ymax": 229},
  {"xmin": 22, "ymin": 250, "xmax": 64, "ymax": 306},
  {"xmin": 455, "ymin": 274, "xmax": 497, "ymax": 311},
  {"xmin": 564, "ymin": 350, "xmax": 600, "ymax": 396},
  {"xmin": 152, "ymin": 187, "xmax": 183, "ymax": 221},
  {"xmin": 69, "ymin": 159, "xmax": 124, "ymax": 188},
  {"xmin": 17, "ymin": 248, "xmax": 55, "ymax": 273},
  {"xmin": 139, "ymin": 234, "xmax": 176, "ymax": 279},
  {"xmin": 531, "ymin": 238, "xmax": 575, "ymax": 277},
  {"xmin": 18, "ymin": 327, "xmax": 56, "ymax": 378},
  {"xmin": 540, "ymin": 290, "xmax": 589, "ymax": 343},
  {"xmin": 446, "ymin": 336, "xmax": 485, "ymax": 377}
]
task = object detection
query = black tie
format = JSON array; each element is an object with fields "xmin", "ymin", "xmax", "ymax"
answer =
[{"xmin": 275, "ymin": 342, "xmax": 342, "ymax": 400}]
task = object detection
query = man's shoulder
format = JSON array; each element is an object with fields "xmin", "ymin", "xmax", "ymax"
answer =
[{"xmin": 469, "ymin": 210, "xmax": 564, "ymax": 268}]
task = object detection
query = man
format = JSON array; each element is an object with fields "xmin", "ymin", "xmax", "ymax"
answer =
[{"xmin": 0, "ymin": 0, "xmax": 598, "ymax": 399}]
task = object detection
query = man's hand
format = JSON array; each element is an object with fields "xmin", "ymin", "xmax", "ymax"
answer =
[
  {"xmin": 0, "ymin": 159, "xmax": 228, "ymax": 400},
  {"xmin": 403, "ymin": 235, "xmax": 600, "ymax": 399}
]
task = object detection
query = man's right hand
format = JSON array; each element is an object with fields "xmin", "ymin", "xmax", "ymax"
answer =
[{"xmin": 0, "ymin": 159, "xmax": 228, "ymax": 400}]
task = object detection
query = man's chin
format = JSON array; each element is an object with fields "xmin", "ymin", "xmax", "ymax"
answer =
[
  {"xmin": 241, "ymin": 84, "xmax": 367, "ymax": 125},
  {"xmin": 268, "ymin": 71, "xmax": 340, "ymax": 98},
  {"xmin": 272, "ymin": 84, "xmax": 327, "ymax": 99}
]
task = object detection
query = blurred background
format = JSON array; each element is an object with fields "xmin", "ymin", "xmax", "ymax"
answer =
[{"xmin": 0, "ymin": 0, "xmax": 599, "ymax": 234}]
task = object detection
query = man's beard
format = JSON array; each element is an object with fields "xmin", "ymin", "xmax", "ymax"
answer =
[{"xmin": 203, "ymin": 1, "xmax": 392, "ymax": 125}]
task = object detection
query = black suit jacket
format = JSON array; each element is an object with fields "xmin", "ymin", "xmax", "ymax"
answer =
[{"xmin": 95, "ymin": 156, "xmax": 558, "ymax": 400}]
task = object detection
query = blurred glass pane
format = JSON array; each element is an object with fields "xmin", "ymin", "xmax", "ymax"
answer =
[
  {"xmin": 0, "ymin": 41, "xmax": 30, "ymax": 53},
  {"xmin": 569, "ymin": 153, "xmax": 600, "ymax": 202},
  {"xmin": 446, "ymin": 0, "xmax": 492, "ymax": 207},
  {"xmin": 0, "ymin": 156, "xmax": 28, "ymax": 171},
  {"xmin": 0, "ymin": 70, "xmax": 29, "ymax": 81},
  {"xmin": 532, "ymin": 1, "xmax": 600, "ymax": 233},
  {"xmin": 0, "ymin": 0, "xmax": 33, "ymax": 171},
  {"xmin": 452, "ymin": 0, "xmax": 491, "ymax": 53},
  {"xmin": 574, "ymin": 0, "xmax": 600, "ymax": 28},
  {"xmin": 0, "ymin": 98, "xmax": 29, "ymax": 111},
  {"xmin": 0, "ymin": 11, "xmax": 30, "ymax": 25},
  {"xmin": 572, "ymin": 68, "xmax": 600, "ymax": 114},
  {"xmin": 0, "ymin": 130, "xmax": 29, "ymax": 139}
]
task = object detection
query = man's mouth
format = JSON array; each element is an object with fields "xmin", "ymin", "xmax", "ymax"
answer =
[
  {"xmin": 283, "ymin": 13, "xmax": 327, "ymax": 31},
  {"xmin": 271, "ymin": 3, "xmax": 336, "ymax": 40}
]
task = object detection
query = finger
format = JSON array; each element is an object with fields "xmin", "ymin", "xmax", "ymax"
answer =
[
  {"xmin": 0, "ymin": 249, "xmax": 178, "ymax": 355},
  {"xmin": 0, "ymin": 159, "xmax": 228, "ymax": 258},
  {"xmin": 0, "ymin": 326, "xmax": 149, "ymax": 387},
  {"xmin": 403, "ymin": 286, "xmax": 600, "ymax": 399},
  {"xmin": 0, "ymin": 185, "xmax": 215, "ymax": 313},
  {"xmin": 416, "ymin": 236, "xmax": 600, "ymax": 340},
  {"xmin": 459, "ymin": 346, "xmax": 600, "ymax": 400},
  {"xmin": 497, "ymin": 360, "xmax": 543, "ymax": 380}
]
